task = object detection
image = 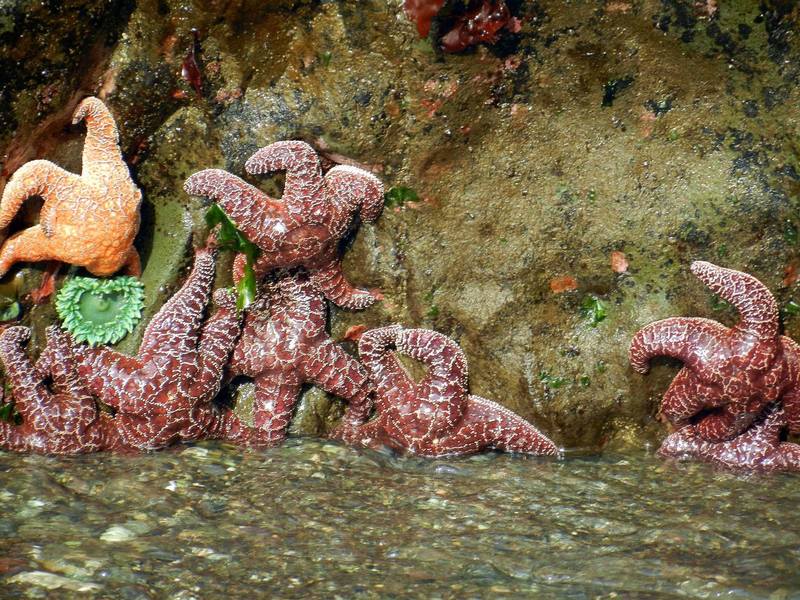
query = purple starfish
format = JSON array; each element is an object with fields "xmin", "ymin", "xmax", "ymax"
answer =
[
  {"xmin": 227, "ymin": 269, "xmax": 373, "ymax": 447},
  {"xmin": 344, "ymin": 325, "xmax": 559, "ymax": 457},
  {"xmin": 184, "ymin": 141, "xmax": 384, "ymax": 310}
]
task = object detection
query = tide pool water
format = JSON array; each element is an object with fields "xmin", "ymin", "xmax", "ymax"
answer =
[{"xmin": 1, "ymin": 440, "xmax": 798, "ymax": 599}]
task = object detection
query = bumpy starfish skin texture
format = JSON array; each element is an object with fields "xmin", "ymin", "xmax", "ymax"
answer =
[
  {"xmin": 629, "ymin": 261, "xmax": 800, "ymax": 442},
  {"xmin": 659, "ymin": 406, "xmax": 800, "ymax": 472},
  {"xmin": 62, "ymin": 245, "xmax": 253, "ymax": 451},
  {"xmin": 227, "ymin": 269, "xmax": 373, "ymax": 447},
  {"xmin": 348, "ymin": 326, "xmax": 559, "ymax": 457},
  {"xmin": 0, "ymin": 97, "xmax": 141, "ymax": 277},
  {"xmin": 0, "ymin": 325, "xmax": 120, "ymax": 454},
  {"xmin": 183, "ymin": 141, "xmax": 384, "ymax": 309}
]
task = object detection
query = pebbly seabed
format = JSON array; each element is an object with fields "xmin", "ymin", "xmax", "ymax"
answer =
[{"xmin": 1, "ymin": 440, "xmax": 799, "ymax": 599}]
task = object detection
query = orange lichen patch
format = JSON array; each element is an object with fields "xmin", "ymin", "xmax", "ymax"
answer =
[
  {"xmin": 784, "ymin": 263, "xmax": 798, "ymax": 288},
  {"xmin": 0, "ymin": 97, "xmax": 142, "ymax": 278},
  {"xmin": 605, "ymin": 2, "xmax": 632, "ymax": 13},
  {"xmin": 342, "ymin": 324, "xmax": 367, "ymax": 342},
  {"xmin": 639, "ymin": 111, "xmax": 657, "ymax": 138},
  {"xmin": 611, "ymin": 251, "xmax": 629, "ymax": 273},
  {"xmin": 29, "ymin": 261, "xmax": 60, "ymax": 304},
  {"xmin": 550, "ymin": 276, "xmax": 578, "ymax": 293}
]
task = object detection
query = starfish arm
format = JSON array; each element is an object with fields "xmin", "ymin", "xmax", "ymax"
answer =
[
  {"xmin": 442, "ymin": 395, "xmax": 559, "ymax": 456},
  {"xmin": 771, "ymin": 442, "xmax": 800, "ymax": 471},
  {"xmin": 303, "ymin": 338, "xmax": 374, "ymax": 425},
  {"xmin": 691, "ymin": 261, "xmax": 779, "ymax": 340},
  {"xmin": 232, "ymin": 252, "xmax": 276, "ymax": 286},
  {"xmin": 37, "ymin": 326, "xmax": 89, "ymax": 397},
  {"xmin": 659, "ymin": 367, "xmax": 724, "ymax": 425},
  {"xmin": 184, "ymin": 169, "xmax": 285, "ymax": 249},
  {"xmin": 189, "ymin": 289, "xmax": 242, "ymax": 402},
  {"xmin": 695, "ymin": 406, "xmax": 756, "ymax": 442},
  {"xmin": 137, "ymin": 246, "xmax": 216, "ymax": 363},
  {"xmin": 0, "ymin": 160, "xmax": 82, "ymax": 232},
  {"xmin": 0, "ymin": 226, "xmax": 56, "ymax": 277},
  {"xmin": 395, "ymin": 327, "xmax": 470, "ymax": 409},
  {"xmin": 0, "ymin": 421, "xmax": 27, "ymax": 452},
  {"xmin": 245, "ymin": 141, "xmax": 324, "ymax": 222},
  {"xmin": 334, "ymin": 416, "xmax": 385, "ymax": 446},
  {"xmin": 779, "ymin": 336, "xmax": 800, "ymax": 434},
  {"xmin": 72, "ymin": 97, "xmax": 129, "ymax": 181},
  {"xmin": 68, "ymin": 343, "xmax": 145, "ymax": 413},
  {"xmin": 659, "ymin": 405, "xmax": 796, "ymax": 471},
  {"xmin": 358, "ymin": 325, "xmax": 415, "ymax": 406},
  {"xmin": 191, "ymin": 403, "xmax": 255, "ymax": 446},
  {"xmin": 0, "ymin": 327, "xmax": 50, "ymax": 420},
  {"xmin": 323, "ymin": 165, "xmax": 385, "ymax": 230},
  {"xmin": 121, "ymin": 247, "xmax": 142, "ymax": 277},
  {"xmin": 309, "ymin": 258, "xmax": 379, "ymax": 310},
  {"xmin": 252, "ymin": 371, "xmax": 302, "ymax": 446},
  {"xmin": 629, "ymin": 317, "xmax": 728, "ymax": 374}
]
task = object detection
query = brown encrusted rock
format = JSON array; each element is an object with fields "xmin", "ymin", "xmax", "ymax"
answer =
[{"xmin": 2, "ymin": 0, "xmax": 800, "ymax": 449}]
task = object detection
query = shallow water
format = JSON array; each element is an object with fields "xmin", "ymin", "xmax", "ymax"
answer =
[{"xmin": 1, "ymin": 441, "xmax": 799, "ymax": 599}]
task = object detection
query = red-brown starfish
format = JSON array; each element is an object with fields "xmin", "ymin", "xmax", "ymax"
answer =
[
  {"xmin": 658, "ymin": 405, "xmax": 800, "ymax": 473},
  {"xmin": 227, "ymin": 269, "xmax": 373, "ymax": 447},
  {"xmin": 61, "ymin": 245, "xmax": 253, "ymax": 450},
  {"xmin": 183, "ymin": 141, "xmax": 384, "ymax": 310},
  {"xmin": 345, "ymin": 325, "xmax": 559, "ymax": 457},
  {"xmin": 0, "ymin": 325, "xmax": 119, "ymax": 454},
  {"xmin": 0, "ymin": 244, "xmax": 255, "ymax": 455},
  {"xmin": 0, "ymin": 97, "xmax": 142, "ymax": 278},
  {"xmin": 629, "ymin": 261, "xmax": 800, "ymax": 442}
]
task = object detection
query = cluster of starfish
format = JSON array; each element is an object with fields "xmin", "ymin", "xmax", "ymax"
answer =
[
  {"xmin": 15, "ymin": 97, "xmax": 797, "ymax": 475},
  {"xmin": 0, "ymin": 120, "xmax": 557, "ymax": 459},
  {"xmin": 630, "ymin": 261, "xmax": 800, "ymax": 473},
  {"xmin": 0, "ymin": 243, "xmax": 252, "ymax": 453}
]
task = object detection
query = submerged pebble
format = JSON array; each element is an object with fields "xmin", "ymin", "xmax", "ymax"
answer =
[{"xmin": 2, "ymin": 440, "xmax": 799, "ymax": 598}]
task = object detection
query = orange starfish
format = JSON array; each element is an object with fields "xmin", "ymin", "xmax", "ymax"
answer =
[{"xmin": 0, "ymin": 97, "xmax": 142, "ymax": 278}]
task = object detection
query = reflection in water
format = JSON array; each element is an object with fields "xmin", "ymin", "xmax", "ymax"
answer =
[{"xmin": 1, "ymin": 440, "xmax": 798, "ymax": 598}]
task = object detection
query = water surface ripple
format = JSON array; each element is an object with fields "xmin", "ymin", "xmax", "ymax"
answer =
[{"xmin": 1, "ymin": 441, "xmax": 798, "ymax": 599}]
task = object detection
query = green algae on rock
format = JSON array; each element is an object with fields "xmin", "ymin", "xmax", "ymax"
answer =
[{"xmin": 55, "ymin": 276, "xmax": 144, "ymax": 346}]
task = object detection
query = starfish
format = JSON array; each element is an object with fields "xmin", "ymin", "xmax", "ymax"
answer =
[
  {"xmin": 227, "ymin": 269, "xmax": 373, "ymax": 447},
  {"xmin": 0, "ymin": 325, "xmax": 120, "ymax": 454},
  {"xmin": 0, "ymin": 245, "xmax": 255, "ymax": 454},
  {"xmin": 345, "ymin": 325, "xmax": 559, "ymax": 457},
  {"xmin": 62, "ymin": 244, "xmax": 252, "ymax": 451},
  {"xmin": 184, "ymin": 140, "xmax": 384, "ymax": 310},
  {"xmin": 629, "ymin": 261, "xmax": 800, "ymax": 442},
  {"xmin": 658, "ymin": 405, "xmax": 800, "ymax": 473},
  {"xmin": 0, "ymin": 97, "xmax": 142, "ymax": 278}
]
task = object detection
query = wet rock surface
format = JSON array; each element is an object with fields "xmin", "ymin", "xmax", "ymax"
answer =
[
  {"xmin": 1, "ymin": 1, "xmax": 799, "ymax": 448},
  {"xmin": 2, "ymin": 442, "xmax": 800, "ymax": 598}
]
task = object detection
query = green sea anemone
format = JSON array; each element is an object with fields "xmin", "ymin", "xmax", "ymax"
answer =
[{"xmin": 56, "ymin": 276, "xmax": 144, "ymax": 346}]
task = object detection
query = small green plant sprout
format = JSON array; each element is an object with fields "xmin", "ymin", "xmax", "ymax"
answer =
[
  {"xmin": 580, "ymin": 295, "xmax": 607, "ymax": 327},
  {"xmin": 539, "ymin": 370, "xmax": 568, "ymax": 389},
  {"xmin": 785, "ymin": 220, "xmax": 799, "ymax": 246},
  {"xmin": 320, "ymin": 51, "xmax": 333, "ymax": 67},
  {"xmin": 0, "ymin": 296, "xmax": 20, "ymax": 322},
  {"xmin": 205, "ymin": 203, "xmax": 261, "ymax": 311},
  {"xmin": 56, "ymin": 276, "xmax": 144, "ymax": 346},
  {"xmin": 0, "ymin": 401, "xmax": 22, "ymax": 425},
  {"xmin": 783, "ymin": 300, "xmax": 800, "ymax": 318},
  {"xmin": 384, "ymin": 186, "xmax": 419, "ymax": 209},
  {"xmin": 0, "ymin": 383, "xmax": 22, "ymax": 425}
]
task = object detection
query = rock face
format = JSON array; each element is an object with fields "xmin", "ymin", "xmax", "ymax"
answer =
[{"xmin": 1, "ymin": 0, "xmax": 799, "ymax": 449}]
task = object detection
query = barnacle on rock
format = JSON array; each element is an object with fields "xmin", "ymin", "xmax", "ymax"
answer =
[{"xmin": 55, "ymin": 276, "xmax": 144, "ymax": 346}]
